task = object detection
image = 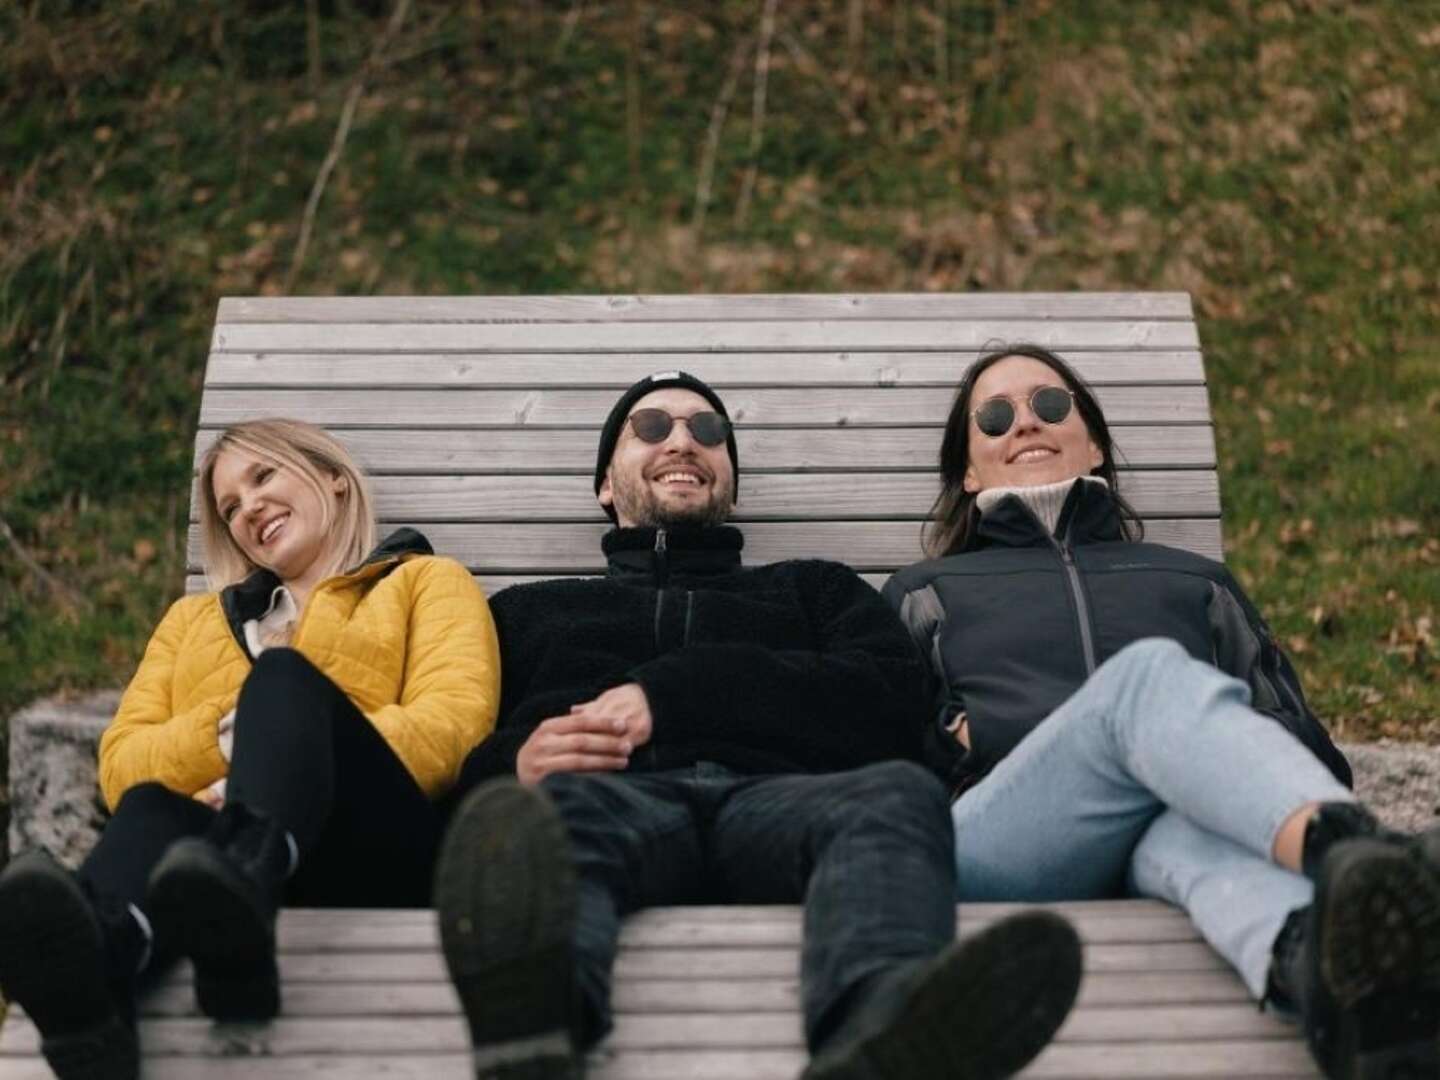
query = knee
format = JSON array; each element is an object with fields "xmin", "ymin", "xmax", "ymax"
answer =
[
  {"xmin": 113, "ymin": 781, "xmax": 189, "ymax": 817},
  {"xmin": 835, "ymin": 761, "xmax": 952, "ymax": 833},
  {"xmin": 248, "ymin": 646, "xmax": 323, "ymax": 687},
  {"xmin": 1096, "ymin": 637, "xmax": 1190, "ymax": 692}
]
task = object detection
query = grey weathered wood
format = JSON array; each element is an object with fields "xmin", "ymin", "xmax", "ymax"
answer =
[
  {"xmin": 186, "ymin": 518, "xmax": 1226, "ymax": 572},
  {"xmin": 194, "ymin": 424, "xmax": 1219, "ymax": 472},
  {"xmin": 199, "ymin": 385, "xmax": 1214, "ymax": 427},
  {"xmin": 205, "ymin": 350, "xmax": 1207, "ymax": 387},
  {"xmin": 218, "ymin": 292, "xmax": 1196, "ymax": 322},
  {"xmin": 211, "ymin": 318, "xmax": 1201, "ymax": 353},
  {"xmin": 190, "ymin": 471, "xmax": 1222, "ymax": 522}
]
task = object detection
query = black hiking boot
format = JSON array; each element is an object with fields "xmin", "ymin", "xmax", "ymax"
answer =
[
  {"xmin": 802, "ymin": 909, "xmax": 1083, "ymax": 1080},
  {"xmin": 1270, "ymin": 832, "xmax": 1440, "ymax": 1079},
  {"xmin": 435, "ymin": 779, "xmax": 582, "ymax": 1080},
  {"xmin": 0, "ymin": 851, "xmax": 141, "ymax": 1080},
  {"xmin": 146, "ymin": 802, "xmax": 291, "ymax": 1021}
]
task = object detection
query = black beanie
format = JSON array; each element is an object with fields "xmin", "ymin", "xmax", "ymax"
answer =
[{"xmin": 594, "ymin": 370, "xmax": 739, "ymax": 521}]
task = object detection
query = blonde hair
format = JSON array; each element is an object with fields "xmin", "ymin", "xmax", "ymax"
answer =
[{"xmin": 197, "ymin": 418, "xmax": 377, "ymax": 591}]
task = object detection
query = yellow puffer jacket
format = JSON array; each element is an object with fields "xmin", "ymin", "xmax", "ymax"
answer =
[{"xmin": 98, "ymin": 531, "xmax": 500, "ymax": 811}]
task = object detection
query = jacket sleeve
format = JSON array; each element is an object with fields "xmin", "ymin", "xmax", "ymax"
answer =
[
  {"xmin": 98, "ymin": 597, "xmax": 233, "ymax": 812},
  {"xmin": 363, "ymin": 558, "xmax": 502, "ymax": 798},
  {"xmin": 628, "ymin": 561, "xmax": 930, "ymax": 770},
  {"xmin": 1207, "ymin": 570, "xmax": 1353, "ymax": 787},
  {"xmin": 881, "ymin": 574, "xmax": 974, "ymax": 787}
]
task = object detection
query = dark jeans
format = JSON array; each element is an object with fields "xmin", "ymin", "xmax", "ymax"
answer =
[
  {"xmin": 80, "ymin": 648, "xmax": 442, "ymax": 920},
  {"xmin": 538, "ymin": 759, "xmax": 956, "ymax": 1052}
]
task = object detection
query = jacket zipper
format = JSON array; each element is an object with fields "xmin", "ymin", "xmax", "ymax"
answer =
[
  {"xmin": 652, "ymin": 528, "xmax": 668, "ymax": 650},
  {"xmin": 1053, "ymin": 528, "xmax": 1098, "ymax": 675}
]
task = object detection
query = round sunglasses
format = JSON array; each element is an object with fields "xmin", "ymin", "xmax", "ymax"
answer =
[
  {"xmin": 626, "ymin": 408, "xmax": 732, "ymax": 447},
  {"xmin": 970, "ymin": 386, "xmax": 1076, "ymax": 438}
]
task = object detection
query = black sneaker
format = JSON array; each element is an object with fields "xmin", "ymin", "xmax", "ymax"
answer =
[
  {"xmin": 434, "ymin": 780, "xmax": 581, "ymax": 1080},
  {"xmin": 802, "ymin": 910, "xmax": 1083, "ymax": 1080},
  {"xmin": 1283, "ymin": 837, "xmax": 1440, "ymax": 1079},
  {"xmin": 0, "ymin": 851, "xmax": 139, "ymax": 1080},
  {"xmin": 146, "ymin": 805, "xmax": 289, "ymax": 1021}
]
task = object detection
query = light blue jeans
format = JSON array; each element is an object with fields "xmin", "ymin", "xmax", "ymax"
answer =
[{"xmin": 950, "ymin": 637, "xmax": 1353, "ymax": 997}]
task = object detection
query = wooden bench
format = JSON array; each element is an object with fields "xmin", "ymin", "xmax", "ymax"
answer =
[{"xmin": 1, "ymin": 292, "xmax": 1323, "ymax": 1077}]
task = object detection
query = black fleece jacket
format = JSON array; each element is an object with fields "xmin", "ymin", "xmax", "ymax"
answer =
[
  {"xmin": 456, "ymin": 524, "xmax": 930, "ymax": 786},
  {"xmin": 883, "ymin": 482, "xmax": 1352, "ymax": 793}
]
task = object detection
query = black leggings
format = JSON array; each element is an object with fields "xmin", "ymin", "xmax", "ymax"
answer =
[{"xmin": 80, "ymin": 648, "xmax": 441, "ymax": 911}]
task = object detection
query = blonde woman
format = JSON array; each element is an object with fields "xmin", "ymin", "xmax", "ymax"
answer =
[{"xmin": 0, "ymin": 419, "xmax": 501, "ymax": 1080}]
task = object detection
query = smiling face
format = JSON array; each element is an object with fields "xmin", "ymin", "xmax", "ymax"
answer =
[
  {"xmin": 210, "ymin": 447, "xmax": 346, "ymax": 590},
  {"xmin": 962, "ymin": 355, "xmax": 1104, "ymax": 493},
  {"xmin": 598, "ymin": 387, "xmax": 736, "ymax": 528}
]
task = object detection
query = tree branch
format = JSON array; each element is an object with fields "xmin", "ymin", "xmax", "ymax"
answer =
[
  {"xmin": 0, "ymin": 514, "xmax": 90, "ymax": 614},
  {"xmin": 286, "ymin": 0, "xmax": 414, "ymax": 293},
  {"xmin": 733, "ymin": 0, "xmax": 779, "ymax": 230},
  {"xmin": 692, "ymin": 33, "xmax": 753, "ymax": 238}
]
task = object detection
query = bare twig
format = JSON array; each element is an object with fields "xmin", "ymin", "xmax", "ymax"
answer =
[
  {"xmin": 0, "ymin": 513, "xmax": 90, "ymax": 613},
  {"xmin": 286, "ymin": 0, "xmax": 414, "ymax": 293},
  {"xmin": 625, "ymin": 0, "xmax": 642, "ymax": 204},
  {"xmin": 733, "ymin": 0, "xmax": 779, "ymax": 230},
  {"xmin": 551, "ymin": 0, "xmax": 585, "ymax": 62},
  {"xmin": 306, "ymin": 0, "xmax": 322, "ymax": 95},
  {"xmin": 692, "ymin": 33, "xmax": 753, "ymax": 237}
]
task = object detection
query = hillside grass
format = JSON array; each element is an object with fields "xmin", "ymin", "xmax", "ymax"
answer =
[{"xmin": 3, "ymin": 0, "xmax": 1438, "ymax": 773}]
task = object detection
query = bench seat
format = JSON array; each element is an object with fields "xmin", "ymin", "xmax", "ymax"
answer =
[
  {"xmin": 1, "ymin": 901, "xmax": 1319, "ymax": 1079},
  {"xmin": 2, "ymin": 292, "xmax": 1326, "ymax": 1076}
]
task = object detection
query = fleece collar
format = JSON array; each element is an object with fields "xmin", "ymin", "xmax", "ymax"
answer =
[{"xmin": 602, "ymin": 524, "xmax": 744, "ymax": 580}]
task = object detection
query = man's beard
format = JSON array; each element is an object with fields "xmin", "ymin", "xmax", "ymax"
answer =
[{"xmin": 608, "ymin": 470, "xmax": 733, "ymax": 529}]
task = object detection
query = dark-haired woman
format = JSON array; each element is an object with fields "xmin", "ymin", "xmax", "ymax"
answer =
[{"xmin": 884, "ymin": 346, "xmax": 1440, "ymax": 1080}]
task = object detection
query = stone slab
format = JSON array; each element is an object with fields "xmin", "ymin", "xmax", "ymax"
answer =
[{"xmin": 5, "ymin": 690, "xmax": 1439, "ymax": 864}]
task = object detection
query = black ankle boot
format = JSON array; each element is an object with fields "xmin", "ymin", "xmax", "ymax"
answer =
[
  {"xmin": 803, "ymin": 911, "xmax": 1083, "ymax": 1080},
  {"xmin": 146, "ymin": 803, "xmax": 292, "ymax": 1021},
  {"xmin": 1300, "ymin": 802, "xmax": 1383, "ymax": 881},
  {"xmin": 0, "ymin": 851, "xmax": 141, "ymax": 1080},
  {"xmin": 1269, "ymin": 825, "xmax": 1440, "ymax": 1079}
]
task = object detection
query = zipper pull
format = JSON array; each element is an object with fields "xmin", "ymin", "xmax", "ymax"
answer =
[
  {"xmin": 654, "ymin": 528, "xmax": 667, "ymax": 555},
  {"xmin": 653, "ymin": 527, "xmax": 668, "ymax": 587}
]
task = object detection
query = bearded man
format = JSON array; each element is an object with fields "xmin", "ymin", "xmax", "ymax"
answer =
[{"xmin": 435, "ymin": 371, "xmax": 1084, "ymax": 1080}]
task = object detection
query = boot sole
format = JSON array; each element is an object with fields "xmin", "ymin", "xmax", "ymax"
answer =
[
  {"xmin": 1318, "ymin": 839, "xmax": 1440, "ymax": 1078},
  {"xmin": 147, "ymin": 839, "xmax": 279, "ymax": 1021},
  {"xmin": 0, "ymin": 852, "xmax": 138, "ymax": 1080},
  {"xmin": 434, "ymin": 780, "xmax": 580, "ymax": 1079},
  {"xmin": 803, "ymin": 910, "xmax": 1083, "ymax": 1080}
]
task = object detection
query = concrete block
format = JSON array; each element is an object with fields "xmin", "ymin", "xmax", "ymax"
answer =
[{"xmin": 7, "ymin": 690, "xmax": 117, "ymax": 868}]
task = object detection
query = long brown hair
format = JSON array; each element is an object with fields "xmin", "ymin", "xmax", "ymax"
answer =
[{"xmin": 924, "ymin": 345, "xmax": 1143, "ymax": 557}]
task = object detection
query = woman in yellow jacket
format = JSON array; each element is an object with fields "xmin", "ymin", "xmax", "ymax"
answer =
[{"xmin": 0, "ymin": 419, "xmax": 501, "ymax": 1080}]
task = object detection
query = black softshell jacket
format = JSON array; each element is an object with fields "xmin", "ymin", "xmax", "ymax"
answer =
[
  {"xmin": 456, "ymin": 524, "xmax": 931, "ymax": 786},
  {"xmin": 882, "ymin": 482, "xmax": 1352, "ymax": 794}
]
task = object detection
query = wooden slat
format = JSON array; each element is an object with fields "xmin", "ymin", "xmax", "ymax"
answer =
[
  {"xmin": 258, "ymin": 905, "xmax": 1204, "ymax": 952},
  {"xmin": 188, "ymin": 471, "xmax": 1219, "ymax": 522},
  {"xmin": 0, "ymin": 1050, "xmax": 1324, "ymax": 1080},
  {"xmin": 217, "ymin": 292, "xmax": 1196, "ymax": 323},
  {"xmin": 193, "ymin": 426, "xmax": 1218, "ymax": 472},
  {"xmin": 211, "ymin": 319, "xmax": 1201, "ymax": 353},
  {"xmin": 134, "ymin": 969, "xmax": 1257, "ymax": 1019},
  {"xmin": 186, "ymin": 518, "xmax": 1225, "ymax": 572},
  {"xmin": 0, "ymin": 1005, "xmax": 1293, "ymax": 1056},
  {"xmin": 198, "ymin": 385, "xmax": 1213, "ymax": 428},
  {"xmin": 204, "ymin": 350, "xmax": 1207, "ymax": 387}
]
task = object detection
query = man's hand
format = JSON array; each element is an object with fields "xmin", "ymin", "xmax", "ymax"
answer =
[{"xmin": 515, "ymin": 683, "xmax": 654, "ymax": 785}]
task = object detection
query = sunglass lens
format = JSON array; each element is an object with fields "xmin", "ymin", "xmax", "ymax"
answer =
[
  {"xmin": 688, "ymin": 411, "xmax": 730, "ymax": 447},
  {"xmin": 1032, "ymin": 387, "xmax": 1073, "ymax": 424},
  {"xmin": 628, "ymin": 408, "xmax": 673, "ymax": 443},
  {"xmin": 974, "ymin": 398, "xmax": 1015, "ymax": 437}
]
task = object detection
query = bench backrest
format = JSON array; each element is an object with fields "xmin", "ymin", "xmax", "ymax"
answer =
[{"xmin": 192, "ymin": 293, "xmax": 1218, "ymax": 593}]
